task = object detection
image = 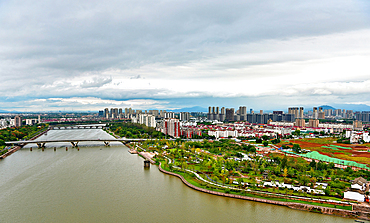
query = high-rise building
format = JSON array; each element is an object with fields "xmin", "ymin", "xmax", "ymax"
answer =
[
  {"xmin": 288, "ymin": 107, "xmax": 301, "ymax": 119},
  {"xmin": 225, "ymin": 108, "xmax": 234, "ymax": 122},
  {"xmin": 220, "ymin": 107, "xmax": 225, "ymax": 122},
  {"xmin": 308, "ymin": 119, "xmax": 319, "ymax": 128},
  {"xmin": 163, "ymin": 118, "xmax": 181, "ymax": 138},
  {"xmin": 318, "ymin": 107, "xmax": 325, "ymax": 119},
  {"xmin": 179, "ymin": 112, "xmax": 190, "ymax": 121},
  {"xmin": 207, "ymin": 107, "xmax": 212, "ymax": 120},
  {"xmin": 247, "ymin": 114, "xmax": 256, "ymax": 123},
  {"xmin": 14, "ymin": 116, "xmax": 22, "ymax": 127},
  {"xmin": 284, "ymin": 113, "xmax": 295, "ymax": 122},
  {"xmin": 239, "ymin": 106, "xmax": 246, "ymax": 121},
  {"xmin": 104, "ymin": 108, "xmax": 109, "ymax": 119},
  {"xmin": 139, "ymin": 114, "xmax": 156, "ymax": 128},
  {"xmin": 353, "ymin": 120, "xmax": 363, "ymax": 130},
  {"xmin": 295, "ymin": 119, "xmax": 305, "ymax": 127},
  {"xmin": 110, "ymin": 108, "xmax": 114, "ymax": 118},
  {"xmin": 299, "ymin": 107, "xmax": 304, "ymax": 118},
  {"xmin": 256, "ymin": 114, "xmax": 264, "ymax": 124},
  {"xmin": 113, "ymin": 108, "xmax": 118, "ymax": 119},
  {"xmin": 313, "ymin": 107, "xmax": 318, "ymax": 119}
]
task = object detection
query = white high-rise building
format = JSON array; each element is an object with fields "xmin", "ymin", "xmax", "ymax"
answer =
[{"xmin": 138, "ymin": 114, "xmax": 156, "ymax": 128}]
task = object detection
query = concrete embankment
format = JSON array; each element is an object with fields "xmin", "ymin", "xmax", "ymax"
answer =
[
  {"xmin": 157, "ymin": 163, "xmax": 369, "ymax": 221},
  {"xmin": 0, "ymin": 128, "xmax": 50, "ymax": 159},
  {"xmin": 139, "ymin": 152, "xmax": 156, "ymax": 164}
]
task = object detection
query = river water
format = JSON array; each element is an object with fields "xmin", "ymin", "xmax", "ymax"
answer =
[{"xmin": 0, "ymin": 129, "xmax": 353, "ymax": 223}]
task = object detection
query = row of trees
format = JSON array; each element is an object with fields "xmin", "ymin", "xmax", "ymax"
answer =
[
  {"xmin": 109, "ymin": 122, "xmax": 165, "ymax": 139},
  {"xmin": 0, "ymin": 124, "xmax": 48, "ymax": 149}
]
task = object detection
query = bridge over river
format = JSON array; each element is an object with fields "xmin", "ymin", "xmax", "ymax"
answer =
[
  {"xmin": 5, "ymin": 138, "xmax": 148, "ymax": 148},
  {"xmin": 50, "ymin": 124, "xmax": 106, "ymax": 130}
]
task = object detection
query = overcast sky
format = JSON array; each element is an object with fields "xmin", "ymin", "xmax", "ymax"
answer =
[{"xmin": 1, "ymin": 0, "xmax": 370, "ymax": 112}]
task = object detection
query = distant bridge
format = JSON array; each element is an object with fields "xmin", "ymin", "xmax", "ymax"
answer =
[
  {"xmin": 51, "ymin": 124, "xmax": 106, "ymax": 130},
  {"xmin": 5, "ymin": 138, "xmax": 147, "ymax": 148}
]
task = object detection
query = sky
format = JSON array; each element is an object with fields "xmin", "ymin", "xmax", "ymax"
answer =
[{"xmin": 1, "ymin": 0, "xmax": 370, "ymax": 112}]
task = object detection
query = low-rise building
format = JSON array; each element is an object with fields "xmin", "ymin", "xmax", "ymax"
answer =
[{"xmin": 344, "ymin": 177, "xmax": 369, "ymax": 202}]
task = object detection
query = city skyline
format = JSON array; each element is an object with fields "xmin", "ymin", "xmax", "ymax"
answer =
[{"xmin": 1, "ymin": 1, "xmax": 370, "ymax": 111}]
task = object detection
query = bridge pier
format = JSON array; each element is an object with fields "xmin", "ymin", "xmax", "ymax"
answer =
[
  {"xmin": 104, "ymin": 141, "xmax": 110, "ymax": 147},
  {"xmin": 30, "ymin": 147, "xmax": 32, "ymax": 151},
  {"xmin": 54, "ymin": 147, "xmax": 56, "ymax": 151},
  {"xmin": 144, "ymin": 160, "xmax": 150, "ymax": 168},
  {"xmin": 37, "ymin": 143, "xmax": 45, "ymax": 148}
]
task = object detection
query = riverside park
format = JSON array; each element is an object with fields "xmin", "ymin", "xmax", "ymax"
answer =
[{"xmin": 124, "ymin": 133, "xmax": 370, "ymax": 220}]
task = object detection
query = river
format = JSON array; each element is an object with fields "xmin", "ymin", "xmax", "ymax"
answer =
[{"xmin": 0, "ymin": 129, "xmax": 353, "ymax": 222}]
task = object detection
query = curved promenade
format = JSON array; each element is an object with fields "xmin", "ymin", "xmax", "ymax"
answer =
[{"xmin": 158, "ymin": 163, "xmax": 368, "ymax": 220}]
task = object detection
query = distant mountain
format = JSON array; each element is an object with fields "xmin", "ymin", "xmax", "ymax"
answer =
[
  {"xmin": 169, "ymin": 106, "xmax": 207, "ymax": 112},
  {"xmin": 318, "ymin": 105, "xmax": 336, "ymax": 110}
]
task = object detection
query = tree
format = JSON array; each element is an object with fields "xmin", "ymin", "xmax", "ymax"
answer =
[
  {"xmin": 262, "ymin": 135, "xmax": 269, "ymax": 141},
  {"xmin": 283, "ymin": 167, "xmax": 288, "ymax": 179},
  {"xmin": 169, "ymin": 163, "xmax": 174, "ymax": 171},
  {"xmin": 262, "ymin": 141, "xmax": 268, "ymax": 147},
  {"xmin": 281, "ymin": 155, "xmax": 288, "ymax": 168},
  {"xmin": 293, "ymin": 130, "xmax": 301, "ymax": 136},
  {"xmin": 249, "ymin": 146, "xmax": 256, "ymax": 153},
  {"xmin": 271, "ymin": 138, "xmax": 280, "ymax": 144},
  {"xmin": 237, "ymin": 177, "xmax": 244, "ymax": 189},
  {"xmin": 292, "ymin": 144, "xmax": 301, "ymax": 153}
]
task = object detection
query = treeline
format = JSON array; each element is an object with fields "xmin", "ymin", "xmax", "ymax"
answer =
[
  {"xmin": 0, "ymin": 124, "xmax": 48, "ymax": 149},
  {"xmin": 109, "ymin": 122, "xmax": 165, "ymax": 139}
]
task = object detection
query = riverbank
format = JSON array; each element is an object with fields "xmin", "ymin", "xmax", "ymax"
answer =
[
  {"xmin": 157, "ymin": 162, "xmax": 370, "ymax": 221},
  {"xmin": 0, "ymin": 127, "xmax": 50, "ymax": 159}
]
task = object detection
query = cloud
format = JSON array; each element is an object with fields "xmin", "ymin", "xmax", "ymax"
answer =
[
  {"xmin": 130, "ymin": 75, "xmax": 142, "ymax": 79},
  {"xmin": 1, "ymin": 0, "xmax": 370, "ymax": 111},
  {"xmin": 80, "ymin": 77, "xmax": 112, "ymax": 88}
]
